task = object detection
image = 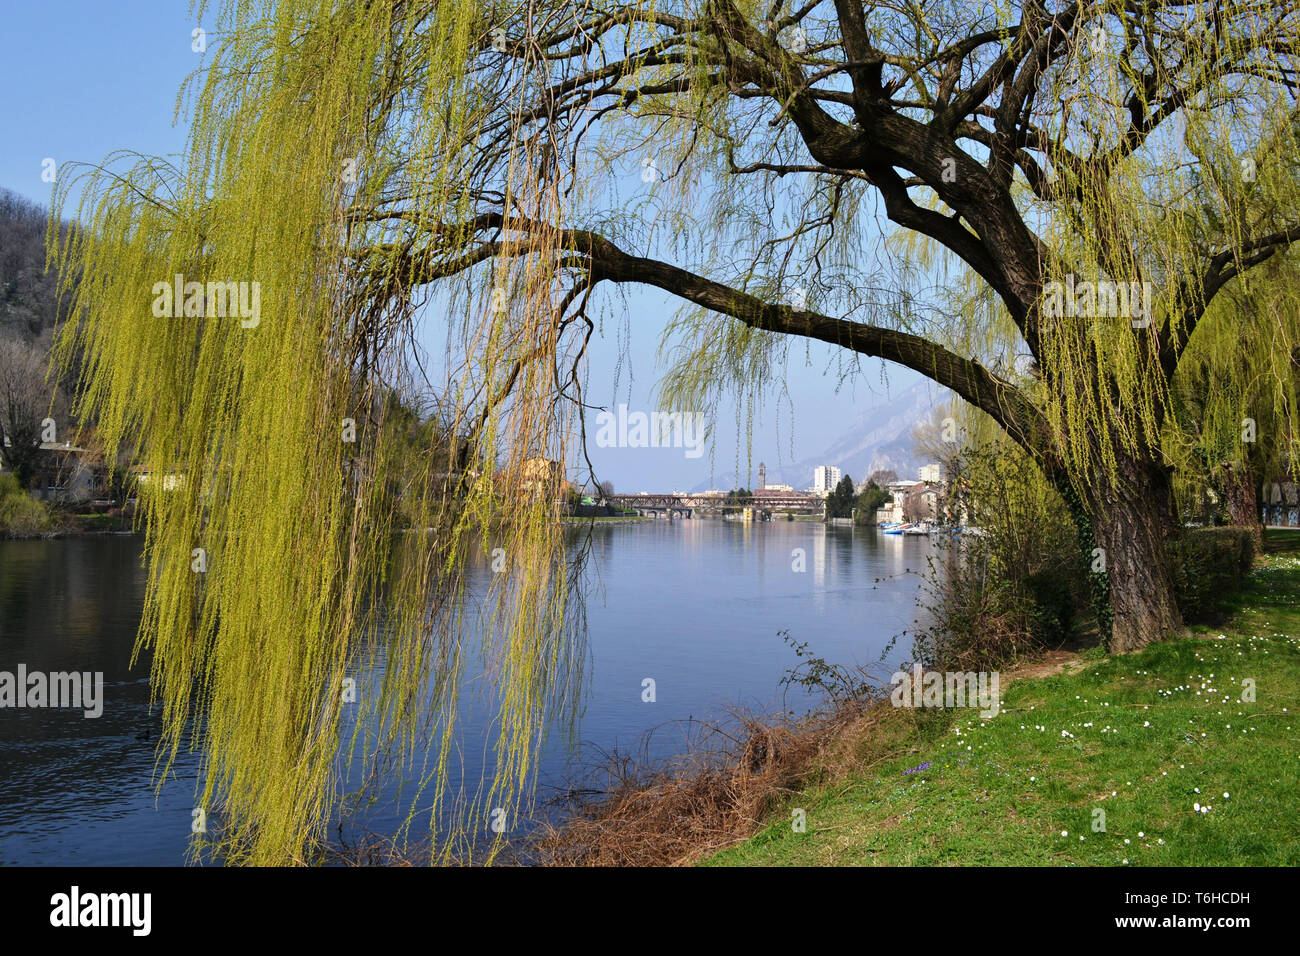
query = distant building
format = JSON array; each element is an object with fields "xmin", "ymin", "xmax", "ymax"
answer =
[
  {"xmin": 876, "ymin": 480, "xmax": 930, "ymax": 524},
  {"xmin": 30, "ymin": 443, "xmax": 108, "ymax": 503},
  {"xmin": 131, "ymin": 466, "xmax": 185, "ymax": 494},
  {"xmin": 513, "ymin": 457, "xmax": 566, "ymax": 499},
  {"xmin": 919, "ymin": 463, "xmax": 942, "ymax": 483},
  {"xmin": 758, "ymin": 461, "xmax": 766, "ymax": 491},
  {"xmin": 763, "ymin": 482, "xmax": 794, "ymax": 492},
  {"xmin": 752, "ymin": 487, "xmax": 807, "ymax": 499},
  {"xmin": 1262, "ymin": 480, "xmax": 1300, "ymax": 527},
  {"xmin": 813, "ymin": 465, "xmax": 842, "ymax": 495},
  {"xmin": 915, "ymin": 484, "xmax": 941, "ymax": 520}
]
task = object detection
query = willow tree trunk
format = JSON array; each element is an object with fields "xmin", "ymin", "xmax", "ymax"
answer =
[
  {"xmin": 1085, "ymin": 455, "xmax": 1185, "ymax": 654},
  {"xmin": 1221, "ymin": 462, "xmax": 1263, "ymax": 554}
]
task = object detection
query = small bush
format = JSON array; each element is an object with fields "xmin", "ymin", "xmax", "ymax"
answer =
[
  {"xmin": 913, "ymin": 538, "xmax": 1066, "ymax": 671},
  {"xmin": 1167, "ymin": 526, "xmax": 1257, "ymax": 623},
  {"xmin": 913, "ymin": 439, "xmax": 1088, "ymax": 671},
  {"xmin": 0, "ymin": 473, "xmax": 52, "ymax": 536}
]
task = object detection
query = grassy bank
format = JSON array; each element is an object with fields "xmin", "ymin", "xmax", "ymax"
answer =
[{"xmin": 704, "ymin": 530, "xmax": 1300, "ymax": 866}]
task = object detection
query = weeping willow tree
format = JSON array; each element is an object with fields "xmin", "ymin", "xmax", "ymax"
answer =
[
  {"xmin": 46, "ymin": 0, "xmax": 1300, "ymax": 864},
  {"xmin": 1169, "ymin": 249, "xmax": 1300, "ymax": 549},
  {"xmin": 1164, "ymin": 121, "xmax": 1300, "ymax": 549},
  {"xmin": 50, "ymin": 0, "xmax": 588, "ymax": 865}
]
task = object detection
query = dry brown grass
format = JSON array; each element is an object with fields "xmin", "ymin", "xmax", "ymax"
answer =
[
  {"xmin": 530, "ymin": 695, "xmax": 927, "ymax": 866},
  {"xmin": 530, "ymin": 644, "xmax": 1083, "ymax": 867},
  {"xmin": 323, "ymin": 649, "xmax": 1073, "ymax": 867}
]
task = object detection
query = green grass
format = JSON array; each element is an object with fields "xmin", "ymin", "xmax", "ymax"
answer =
[
  {"xmin": 74, "ymin": 512, "xmax": 132, "ymax": 531},
  {"xmin": 706, "ymin": 530, "xmax": 1300, "ymax": 866}
]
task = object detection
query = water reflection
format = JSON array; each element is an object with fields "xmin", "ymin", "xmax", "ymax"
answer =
[{"xmin": 1, "ymin": 522, "xmax": 935, "ymax": 864}]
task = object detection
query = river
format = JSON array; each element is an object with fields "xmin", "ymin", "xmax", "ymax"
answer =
[{"xmin": 0, "ymin": 520, "xmax": 936, "ymax": 864}]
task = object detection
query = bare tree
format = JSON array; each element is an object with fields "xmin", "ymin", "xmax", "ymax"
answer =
[{"xmin": 0, "ymin": 340, "xmax": 55, "ymax": 489}]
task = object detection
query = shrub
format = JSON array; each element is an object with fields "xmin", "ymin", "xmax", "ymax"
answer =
[
  {"xmin": 1167, "ymin": 526, "xmax": 1257, "ymax": 623},
  {"xmin": 912, "ymin": 539, "xmax": 1040, "ymax": 670},
  {"xmin": 912, "ymin": 438, "xmax": 1088, "ymax": 671},
  {"xmin": 0, "ymin": 472, "xmax": 52, "ymax": 536}
]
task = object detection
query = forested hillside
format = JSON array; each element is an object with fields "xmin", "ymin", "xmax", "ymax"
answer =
[
  {"xmin": 0, "ymin": 188, "xmax": 78, "ymax": 485},
  {"xmin": 0, "ymin": 189, "xmax": 62, "ymax": 343}
]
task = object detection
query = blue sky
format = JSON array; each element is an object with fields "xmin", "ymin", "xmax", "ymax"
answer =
[{"xmin": 0, "ymin": 1, "xmax": 924, "ymax": 492}]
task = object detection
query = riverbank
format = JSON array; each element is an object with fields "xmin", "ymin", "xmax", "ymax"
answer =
[
  {"xmin": 0, "ymin": 475, "xmax": 136, "ymax": 537},
  {"xmin": 538, "ymin": 529, "xmax": 1300, "ymax": 866},
  {"xmin": 562, "ymin": 513, "xmax": 649, "ymax": 521},
  {"xmin": 703, "ymin": 530, "xmax": 1300, "ymax": 866},
  {"xmin": 0, "ymin": 515, "xmax": 136, "ymax": 538}
]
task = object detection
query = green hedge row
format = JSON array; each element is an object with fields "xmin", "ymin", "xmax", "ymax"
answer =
[{"xmin": 1167, "ymin": 526, "xmax": 1257, "ymax": 624}]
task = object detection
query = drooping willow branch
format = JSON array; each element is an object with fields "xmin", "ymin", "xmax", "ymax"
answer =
[{"xmin": 44, "ymin": 0, "xmax": 1300, "ymax": 865}]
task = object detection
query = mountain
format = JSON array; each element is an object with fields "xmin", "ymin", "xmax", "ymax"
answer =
[
  {"xmin": 801, "ymin": 378, "xmax": 945, "ymax": 485},
  {"xmin": 689, "ymin": 378, "xmax": 947, "ymax": 492}
]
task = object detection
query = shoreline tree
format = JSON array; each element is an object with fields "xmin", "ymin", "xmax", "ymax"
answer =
[
  {"xmin": 291, "ymin": 0, "xmax": 1300, "ymax": 654},
  {"xmin": 0, "ymin": 341, "xmax": 45, "ymax": 488},
  {"xmin": 826, "ymin": 472, "xmax": 855, "ymax": 518},
  {"xmin": 853, "ymin": 479, "xmax": 889, "ymax": 524},
  {"xmin": 48, "ymin": 0, "xmax": 1300, "ymax": 864}
]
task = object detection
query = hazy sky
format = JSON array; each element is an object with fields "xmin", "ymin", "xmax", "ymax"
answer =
[{"xmin": 0, "ymin": 1, "xmax": 925, "ymax": 492}]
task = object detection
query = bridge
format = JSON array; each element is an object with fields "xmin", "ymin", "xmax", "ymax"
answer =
[
  {"xmin": 607, "ymin": 492, "xmax": 823, "ymax": 518},
  {"xmin": 748, "ymin": 492, "xmax": 824, "ymax": 513},
  {"xmin": 607, "ymin": 494, "xmax": 696, "ymax": 519}
]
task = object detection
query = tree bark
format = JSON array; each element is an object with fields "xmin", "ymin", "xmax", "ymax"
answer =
[
  {"xmin": 1086, "ymin": 456, "xmax": 1185, "ymax": 653},
  {"xmin": 1221, "ymin": 461, "xmax": 1264, "ymax": 554}
]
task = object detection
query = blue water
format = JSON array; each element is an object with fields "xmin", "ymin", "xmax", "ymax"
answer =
[{"xmin": 0, "ymin": 521, "xmax": 934, "ymax": 864}]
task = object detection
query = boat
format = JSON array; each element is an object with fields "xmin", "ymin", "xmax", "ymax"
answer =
[{"xmin": 882, "ymin": 523, "xmax": 912, "ymax": 535}]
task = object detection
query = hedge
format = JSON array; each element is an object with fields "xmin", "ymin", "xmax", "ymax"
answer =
[{"xmin": 1166, "ymin": 526, "xmax": 1257, "ymax": 624}]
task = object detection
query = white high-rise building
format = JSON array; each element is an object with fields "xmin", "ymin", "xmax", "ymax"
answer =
[
  {"xmin": 813, "ymin": 465, "xmax": 843, "ymax": 495},
  {"xmin": 919, "ymin": 463, "xmax": 942, "ymax": 483}
]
